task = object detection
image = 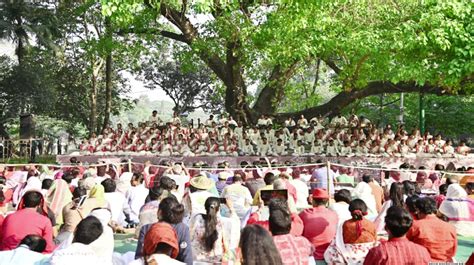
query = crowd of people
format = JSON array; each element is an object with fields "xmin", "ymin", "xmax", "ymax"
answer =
[
  {"xmin": 74, "ymin": 111, "xmax": 472, "ymax": 158},
  {"xmin": 0, "ymin": 159, "xmax": 473, "ymax": 265}
]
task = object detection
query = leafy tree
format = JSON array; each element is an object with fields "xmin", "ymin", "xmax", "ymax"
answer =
[
  {"xmin": 101, "ymin": 0, "xmax": 473, "ymax": 124},
  {"xmin": 140, "ymin": 60, "xmax": 223, "ymax": 114}
]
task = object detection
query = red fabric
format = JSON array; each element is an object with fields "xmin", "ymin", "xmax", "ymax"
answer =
[
  {"xmin": 298, "ymin": 206, "xmax": 338, "ymax": 260},
  {"xmin": 247, "ymin": 213, "xmax": 304, "ymax": 237},
  {"xmin": 0, "ymin": 208, "xmax": 55, "ymax": 253},
  {"xmin": 363, "ymin": 237, "xmax": 431, "ymax": 265},
  {"xmin": 406, "ymin": 215, "xmax": 457, "ymax": 262},
  {"xmin": 273, "ymin": 234, "xmax": 313, "ymax": 265}
]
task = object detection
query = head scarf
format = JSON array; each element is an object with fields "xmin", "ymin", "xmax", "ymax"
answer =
[
  {"xmin": 11, "ymin": 171, "xmax": 29, "ymax": 206},
  {"xmin": 439, "ymin": 184, "xmax": 474, "ymax": 222},
  {"xmin": 88, "ymin": 208, "xmax": 114, "ymax": 263},
  {"xmin": 89, "ymin": 185, "xmax": 106, "ymax": 206},
  {"xmin": 21, "ymin": 177, "xmax": 42, "ymax": 197},
  {"xmin": 143, "ymin": 222, "xmax": 179, "ymax": 258},
  {"xmin": 46, "ymin": 179, "xmax": 73, "ymax": 218},
  {"xmin": 351, "ymin": 182, "xmax": 377, "ymax": 217},
  {"xmin": 116, "ymin": 172, "xmax": 133, "ymax": 194}
]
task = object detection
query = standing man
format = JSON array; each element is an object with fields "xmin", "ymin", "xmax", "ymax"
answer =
[
  {"xmin": 363, "ymin": 175, "xmax": 384, "ymax": 213},
  {"xmin": 310, "ymin": 160, "xmax": 336, "ymax": 195}
]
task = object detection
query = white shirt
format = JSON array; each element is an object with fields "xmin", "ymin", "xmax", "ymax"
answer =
[
  {"xmin": 50, "ymin": 243, "xmax": 103, "ymax": 265},
  {"xmin": 126, "ymin": 184, "xmax": 149, "ymax": 223},
  {"xmin": 289, "ymin": 178, "xmax": 309, "ymax": 209},
  {"xmin": 104, "ymin": 192, "xmax": 129, "ymax": 225},
  {"xmin": 329, "ymin": 202, "xmax": 351, "ymax": 224},
  {"xmin": 0, "ymin": 245, "xmax": 47, "ymax": 265},
  {"xmin": 129, "ymin": 254, "xmax": 185, "ymax": 265}
]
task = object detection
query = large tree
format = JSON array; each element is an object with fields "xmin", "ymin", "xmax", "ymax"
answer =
[{"xmin": 102, "ymin": 0, "xmax": 473, "ymax": 124}]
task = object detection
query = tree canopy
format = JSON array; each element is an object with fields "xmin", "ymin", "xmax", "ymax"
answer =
[{"xmin": 101, "ymin": 0, "xmax": 473, "ymax": 124}]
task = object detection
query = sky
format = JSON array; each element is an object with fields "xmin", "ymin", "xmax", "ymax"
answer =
[{"xmin": 0, "ymin": 39, "xmax": 172, "ymax": 102}]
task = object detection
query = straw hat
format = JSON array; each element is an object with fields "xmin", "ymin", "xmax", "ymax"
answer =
[{"xmin": 190, "ymin": 175, "xmax": 213, "ymax": 190}]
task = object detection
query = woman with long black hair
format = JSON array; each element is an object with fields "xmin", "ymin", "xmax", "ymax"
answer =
[
  {"xmin": 189, "ymin": 197, "xmax": 240, "ymax": 263},
  {"xmin": 374, "ymin": 182, "xmax": 405, "ymax": 233},
  {"xmin": 239, "ymin": 225, "xmax": 283, "ymax": 265}
]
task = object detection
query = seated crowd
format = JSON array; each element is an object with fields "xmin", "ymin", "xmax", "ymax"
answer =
[
  {"xmin": 0, "ymin": 160, "xmax": 473, "ymax": 265},
  {"xmin": 75, "ymin": 111, "xmax": 471, "ymax": 157}
]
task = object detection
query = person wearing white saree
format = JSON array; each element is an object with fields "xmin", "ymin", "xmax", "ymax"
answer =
[
  {"xmin": 351, "ymin": 181, "xmax": 377, "ymax": 219},
  {"xmin": 439, "ymin": 183, "xmax": 474, "ymax": 237},
  {"xmin": 373, "ymin": 182, "xmax": 405, "ymax": 233}
]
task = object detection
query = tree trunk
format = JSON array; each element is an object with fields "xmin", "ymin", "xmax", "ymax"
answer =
[
  {"xmin": 0, "ymin": 122, "xmax": 9, "ymax": 139},
  {"xmin": 102, "ymin": 18, "xmax": 113, "ymax": 131},
  {"xmin": 102, "ymin": 53, "xmax": 113, "ymax": 131},
  {"xmin": 90, "ymin": 74, "xmax": 98, "ymax": 136}
]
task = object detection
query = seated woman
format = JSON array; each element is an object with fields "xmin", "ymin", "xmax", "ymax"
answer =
[
  {"xmin": 439, "ymin": 183, "xmax": 474, "ymax": 237},
  {"xmin": 324, "ymin": 199, "xmax": 377, "ymax": 265}
]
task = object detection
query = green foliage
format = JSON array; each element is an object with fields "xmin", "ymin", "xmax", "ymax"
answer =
[{"xmin": 347, "ymin": 93, "xmax": 474, "ymax": 139}]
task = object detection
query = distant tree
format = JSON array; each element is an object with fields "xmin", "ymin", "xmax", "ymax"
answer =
[{"xmin": 140, "ymin": 61, "xmax": 222, "ymax": 115}]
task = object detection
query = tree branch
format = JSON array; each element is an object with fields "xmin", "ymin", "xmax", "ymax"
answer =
[{"xmin": 323, "ymin": 58, "xmax": 342, "ymax": 74}]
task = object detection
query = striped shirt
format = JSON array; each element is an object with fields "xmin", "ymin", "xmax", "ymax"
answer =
[
  {"xmin": 273, "ymin": 234, "xmax": 313, "ymax": 265},
  {"xmin": 363, "ymin": 237, "xmax": 431, "ymax": 265}
]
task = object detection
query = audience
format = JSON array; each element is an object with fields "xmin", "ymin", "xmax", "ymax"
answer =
[
  {"xmin": 0, "ymin": 159, "xmax": 469, "ymax": 264},
  {"xmin": 73, "ymin": 111, "xmax": 471, "ymax": 158}
]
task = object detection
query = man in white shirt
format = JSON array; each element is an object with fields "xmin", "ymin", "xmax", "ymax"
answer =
[
  {"xmin": 257, "ymin": 138, "xmax": 273, "ymax": 156},
  {"xmin": 240, "ymin": 138, "xmax": 255, "ymax": 156},
  {"xmin": 273, "ymin": 138, "xmax": 287, "ymax": 156},
  {"xmin": 204, "ymin": 115, "xmax": 215, "ymax": 127},
  {"xmin": 0, "ymin": 235, "xmax": 47, "ymax": 264},
  {"xmin": 326, "ymin": 139, "xmax": 339, "ymax": 157},
  {"xmin": 126, "ymin": 174, "xmax": 149, "ymax": 225},
  {"xmin": 288, "ymin": 170, "xmax": 309, "ymax": 210},
  {"xmin": 221, "ymin": 174, "xmax": 253, "ymax": 226},
  {"xmin": 339, "ymin": 140, "xmax": 353, "ymax": 157},
  {"xmin": 149, "ymin": 110, "xmax": 162, "ymax": 125},
  {"xmin": 102, "ymin": 178, "xmax": 131, "ymax": 226},
  {"xmin": 330, "ymin": 114, "xmax": 348, "ymax": 127}
]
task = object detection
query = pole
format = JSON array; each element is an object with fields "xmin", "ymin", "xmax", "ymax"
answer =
[
  {"xmin": 419, "ymin": 92, "xmax": 425, "ymax": 134},
  {"xmin": 128, "ymin": 159, "xmax": 132, "ymax": 173},
  {"xmin": 326, "ymin": 160, "xmax": 331, "ymax": 205}
]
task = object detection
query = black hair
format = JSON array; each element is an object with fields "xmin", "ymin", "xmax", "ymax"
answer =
[
  {"xmin": 405, "ymin": 195, "xmax": 419, "ymax": 215},
  {"xmin": 159, "ymin": 196, "xmax": 185, "ymax": 224},
  {"xmin": 402, "ymin": 180, "xmax": 416, "ymax": 196},
  {"xmin": 233, "ymin": 175, "xmax": 243, "ymax": 183},
  {"xmin": 389, "ymin": 182, "xmax": 405, "ymax": 208},
  {"xmin": 202, "ymin": 197, "xmax": 220, "ymax": 252},
  {"xmin": 384, "ymin": 206, "xmax": 413, "ymax": 237},
  {"xmin": 73, "ymin": 216, "xmax": 103, "ymax": 244},
  {"xmin": 348, "ymin": 199, "xmax": 367, "ymax": 220},
  {"xmin": 439, "ymin": 183, "xmax": 448, "ymax": 195},
  {"xmin": 23, "ymin": 191, "xmax": 42, "ymax": 208},
  {"xmin": 160, "ymin": 176, "xmax": 176, "ymax": 191},
  {"xmin": 264, "ymin": 172, "xmax": 277, "ymax": 185},
  {"xmin": 239, "ymin": 225, "xmax": 284, "ymax": 265},
  {"xmin": 334, "ymin": 189, "xmax": 351, "ymax": 204},
  {"xmin": 434, "ymin": 164, "xmax": 445, "ymax": 171},
  {"xmin": 41, "ymin": 179, "xmax": 53, "ymax": 190},
  {"xmin": 148, "ymin": 186, "xmax": 165, "ymax": 201},
  {"xmin": 101, "ymin": 178, "xmax": 116, "ymax": 193},
  {"xmin": 362, "ymin": 175, "xmax": 373, "ymax": 183},
  {"xmin": 61, "ymin": 173, "xmax": 74, "ymax": 184},
  {"xmin": 0, "ymin": 176, "xmax": 5, "ymax": 203},
  {"xmin": 466, "ymin": 182, "xmax": 474, "ymax": 194},
  {"xmin": 0, "ymin": 175, "xmax": 6, "ymax": 185},
  {"xmin": 268, "ymin": 198, "xmax": 291, "ymax": 236},
  {"xmin": 131, "ymin": 173, "xmax": 144, "ymax": 184},
  {"xmin": 415, "ymin": 197, "xmax": 437, "ymax": 215},
  {"xmin": 19, "ymin": 234, "xmax": 46, "ymax": 253},
  {"xmin": 72, "ymin": 186, "xmax": 87, "ymax": 199}
]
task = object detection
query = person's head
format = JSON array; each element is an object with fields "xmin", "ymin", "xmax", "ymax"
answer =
[
  {"xmin": 384, "ymin": 206, "xmax": 413, "ymax": 238},
  {"xmin": 159, "ymin": 176, "xmax": 177, "ymax": 191},
  {"xmin": 73, "ymin": 216, "xmax": 103, "ymax": 244},
  {"xmin": 312, "ymin": 188, "xmax": 329, "ymax": 206},
  {"xmin": 72, "ymin": 186, "xmax": 87, "ymax": 200},
  {"xmin": 62, "ymin": 173, "xmax": 74, "ymax": 184},
  {"xmin": 148, "ymin": 186, "xmax": 165, "ymax": 201},
  {"xmin": 402, "ymin": 180, "xmax": 416, "ymax": 196},
  {"xmin": 264, "ymin": 172, "xmax": 277, "ymax": 185},
  {"xmin": 404, "ymin": 195, "xmax": 419, "ymax": 218},
  {"xmin": 143, "ymin": 222, "xmax": 179, "ymax": 259},
  {"xmin": 439, "ymin": 183, "xmax": 448, "ymax": 196},
  {"xmin": 268, "ymin": 198, "xmax": 291, "ymax": 236},
  {"xmin": 131, "ymin": 173, "xmax": 144, "ymax": 187},
  {"xmin": 466, "ymin": 182, "xmax": 474, "ymax": 195},
  {"xmin": 362, "ymin": 174, "xmax": 373, "ymax": 183},
  {"xmin": 389, "ymin": 182, "xmax": 405, "ymax": 207},
  {"xmin": 349, "ymin": 199, "xmax": 368, "ymax": 220},
  {"xmin": 415, "ymin": 197, "xmax": 437, "ymax": 218},
  {"xmin": 202, "ymin": 197, "xmax": 221, "ymax": 252},
  {"xmin": 158, "ymin": 196, "xmax": 185, "ymax": 224},
  {"xmin": 21, "ymin": 191, "xmax": 43, "ymax": 208},
  {"xmin": 101, "ymin": 178, "xmax": 116, "ymax": 193},
  {"xmin": 233, "ymin": 174, "xmax": 243, "ymax": 183},
  {"xmin": 41, "ymin": 179, "xmax": 53, "ymax": 190},
  {"xmin": 334, "ymin": 189, "xmax": 351, "ymax": 204},
  {"xmin": 239, "ymin": 225, "xmax": 284, "ymax": 265},
  {"xmin": 19, "ymin": 235, "xmax": 46, "ymax": 253}
]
